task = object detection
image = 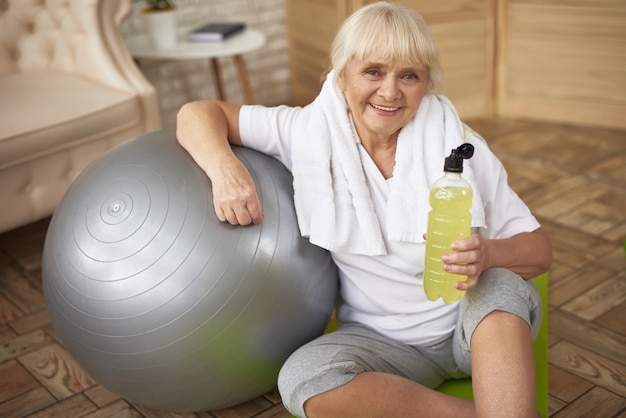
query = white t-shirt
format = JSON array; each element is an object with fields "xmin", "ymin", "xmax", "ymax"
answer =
[{"xmin": 239, "ymin": 104, "xmax": 540, "ymax": 346}]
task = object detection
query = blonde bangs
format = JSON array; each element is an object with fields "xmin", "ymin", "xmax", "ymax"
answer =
[{"xmin": 351, "ymin": 13, "xmax": 433, "ymax": 68}]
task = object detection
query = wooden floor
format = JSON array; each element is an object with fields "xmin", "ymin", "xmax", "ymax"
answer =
[{"xmin": 0, "ymin": 118, "xmax": 625, "ymax": 417}]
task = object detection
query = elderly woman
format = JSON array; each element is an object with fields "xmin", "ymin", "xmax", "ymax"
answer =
[{"xmin": 176, "ymin": 2, "xmax": 552, "ymax": 417}]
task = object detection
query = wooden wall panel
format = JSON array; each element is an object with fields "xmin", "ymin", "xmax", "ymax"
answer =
[
  {"xmin": 497, "ymin": 0, "xmax": 626, "ymax": 129},
  {"xmin": 286, "ymin": 0, "xmax": 349, "ymax": 106},
  {"xmin": 428, "ymin": 16, "xmax": 494, "ymax": 118}
]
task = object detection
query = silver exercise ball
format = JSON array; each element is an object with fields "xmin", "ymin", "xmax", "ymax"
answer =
[{"xmin": 42, "ymin": 130, "xmax": 338, "ymax": 412}]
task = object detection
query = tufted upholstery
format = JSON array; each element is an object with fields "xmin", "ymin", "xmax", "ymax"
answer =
[{"xmin": 0, "ymin": 0, "xmax": 161, "ymax": 234}]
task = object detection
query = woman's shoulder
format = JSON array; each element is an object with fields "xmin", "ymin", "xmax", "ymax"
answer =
[
  {"xmin": 241, "ymin": 103, "xmax": 314, "ymax": 127},
  {"xmin": 461, "ymin": 123, "xmax": 488, "ymax": 145}
]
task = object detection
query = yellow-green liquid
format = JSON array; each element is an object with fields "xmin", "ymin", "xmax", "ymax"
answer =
[{"xmin": 424, "ymin": 185, "xmax": 472, "ymax": 304}]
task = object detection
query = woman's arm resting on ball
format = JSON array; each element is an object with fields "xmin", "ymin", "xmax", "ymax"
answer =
[
  {"xmin": 176, "ymin": 100, "xmax": 264, "ymax": 225},
  {"xmin": 443, "ymin": 227, "xmax": 553, "ymax": 290}
]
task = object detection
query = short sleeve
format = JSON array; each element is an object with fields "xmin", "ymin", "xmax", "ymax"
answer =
[
  {"xmin": 238, "ymin": 104, "xmax": 308, "ymax": 170},
  {"xmin": 466, "ymin": 134, "xmax": 541, "ymax": 239}
]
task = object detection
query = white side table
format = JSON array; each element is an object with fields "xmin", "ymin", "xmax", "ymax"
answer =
[{"xmin": 125, "ymin": 29, "xmax": 266, "ymax": 104}]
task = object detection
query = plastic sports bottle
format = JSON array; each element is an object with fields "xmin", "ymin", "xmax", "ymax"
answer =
[{"xmin": 423, "ymin": 143, "xmax": 475, "ymax": 304}]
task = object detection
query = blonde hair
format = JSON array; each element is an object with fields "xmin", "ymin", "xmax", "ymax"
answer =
[{"xmin": 330, "ymin": 2, "xmax": 444, "ymax": 94}]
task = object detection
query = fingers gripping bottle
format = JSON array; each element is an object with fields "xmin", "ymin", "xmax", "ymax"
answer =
[{"xmin": 424, "ymin": 143, "xmax": 475, "ymax": 304}]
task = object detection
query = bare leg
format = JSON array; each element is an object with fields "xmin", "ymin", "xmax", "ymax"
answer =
[
  {"xmin": 471, "ymin": 310, "xmax": 539, "ymax": 417},
  {"xmin": 303, "ymin": 372, "xmax": 476, "ymax": 418}
]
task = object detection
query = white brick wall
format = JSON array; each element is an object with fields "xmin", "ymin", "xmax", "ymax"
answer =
[{"xmin": 122, "ymin": 0, "xmax": 290, "ymax": 129}]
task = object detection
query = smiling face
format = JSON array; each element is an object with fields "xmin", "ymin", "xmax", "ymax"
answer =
[{"xmin": 337, "ymin": 57, "xmax": 430, "ymax": 145}]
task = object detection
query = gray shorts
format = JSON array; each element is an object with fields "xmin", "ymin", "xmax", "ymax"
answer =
[{"xmin": 277, "ymin": 268, "xmax": 543, "ymax": 418}]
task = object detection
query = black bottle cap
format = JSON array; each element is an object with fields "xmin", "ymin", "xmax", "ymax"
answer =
[{"xmin": 444, "ymin": 143, "xmax": 474, "ymax": 173}]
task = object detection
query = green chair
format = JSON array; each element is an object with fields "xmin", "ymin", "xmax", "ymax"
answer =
[{"xmin": 312, "ymin": 273, "xmax": 550, "ymax": 417}]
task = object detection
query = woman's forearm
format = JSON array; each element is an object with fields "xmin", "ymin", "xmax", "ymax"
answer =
[
  {"xmin": 175, "ymin": 100, "xmax": 263, "ymax": 225},
  {"xmin": 176, "ymin": 100, "xmax": 242, "ymax": 180},
  {"xmin": 483, "ymin": 228, "xmax": 553, "ymax": 279}
]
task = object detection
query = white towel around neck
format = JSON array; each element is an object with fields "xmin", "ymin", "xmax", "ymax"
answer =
[{"xmin": 291, "ymin": 71, "xmax": 485, "ymax": 255}]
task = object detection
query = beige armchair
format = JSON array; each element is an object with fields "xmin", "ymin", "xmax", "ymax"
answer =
[{"xmin": 0, "ymin": 0, "xmax": 161, "ymax": 234}]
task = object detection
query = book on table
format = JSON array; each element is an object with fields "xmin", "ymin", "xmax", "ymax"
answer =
[{"xmin": 187, "ymin": 22, "xmax": 246, "ymax": 42}]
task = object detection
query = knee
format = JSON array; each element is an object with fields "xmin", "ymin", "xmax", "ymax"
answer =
[
  {"xmin": 277, "ymin": 350, "xmax": 306, "ymax": 415},
  {"xmin": 277, "ymin": 343, "xmax": 361, "ymax": 417},
  {"xmin": 462, "ymin": 267, "xmax": 542, "ymax": 339},
  {"xmin": 277, "ymin": 343, "xmax": 341, "ymax": 417},
  {"xmin": 465, "ymin": 268, "xmax": 531, "ymax": 304},
  {"xmin": 478, "ymin": 267, "xmax": 525, "ymax": 288}
]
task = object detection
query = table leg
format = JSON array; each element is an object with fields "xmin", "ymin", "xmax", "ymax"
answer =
[
  {"xmin": 234, "ymin": 55, "xmax": 254, "ymax": 104},
  {"xmin": 210, "ymin": 58, "xmax": 225, "ymax": 101}
]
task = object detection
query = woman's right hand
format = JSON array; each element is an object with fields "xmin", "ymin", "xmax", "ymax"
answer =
[
  {"xmin": 176, "ymin": 100, "xmax": 262, "ymax": 225},
  {"xmin": 210, "ymin": 155, "xmax": 264, "ymax": 225}
]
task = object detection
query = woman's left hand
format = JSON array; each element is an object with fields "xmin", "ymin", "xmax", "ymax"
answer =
[{"xmin": 442, "ymin": 234, "xmax": 490, "ymax": 291}]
